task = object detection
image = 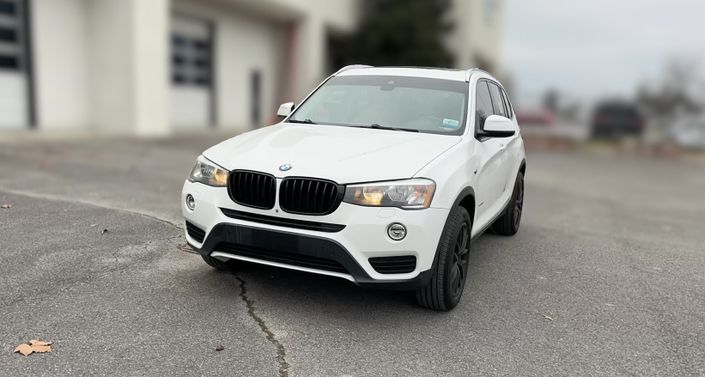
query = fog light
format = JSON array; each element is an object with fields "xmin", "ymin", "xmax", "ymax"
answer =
[
  {"xmin": 185, "ymin": 194, "xmax": 195, "ymax": 210},
  {"xmin": 387, "ymin": 223, "xmax": 407, "ymax": 241}
]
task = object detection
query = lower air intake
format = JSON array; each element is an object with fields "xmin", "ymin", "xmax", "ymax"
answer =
[
  {"xmin": 185, "ymin": 221, "xmax": 205, "ymax": 243},
  {"xmin": 216, "ymin": 242, "xmax": 348, "ymax": 274},
  {"xmin": 369, "ymin": 256, "xmax": 417, "ymax": 274}
]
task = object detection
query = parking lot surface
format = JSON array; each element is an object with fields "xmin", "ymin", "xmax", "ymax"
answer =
[{"xmin": 1, "ymin": 135, "xmax": 704, "ymax": 376}]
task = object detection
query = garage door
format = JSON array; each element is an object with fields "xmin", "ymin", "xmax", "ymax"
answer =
[
  {"xmin": 170, "ymin": 15, "xmax": 213, "ymax": 130},
  {"xmin": 0, "ymin": 0, "xmax": 29, "ymax": 130}
]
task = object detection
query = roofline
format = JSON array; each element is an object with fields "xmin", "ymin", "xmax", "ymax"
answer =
[
  {"xmin": 465, "ymin": 68, "xmax": 491, "ymax": 82},
  {"xmin": 333, "ymin": 65, "xmax": 490, "ymax": 83},
  {"xmin": 334, "ymin": 64, "xmax": 373, "ymax": 75}
]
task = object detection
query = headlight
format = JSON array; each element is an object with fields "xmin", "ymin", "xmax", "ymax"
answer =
[
  {"xmin": 343, "ymin": 179, "xmax": 436, "ymax": 209},
  {"xmin": 189, "ymin": 156, "xmax": 229, "ymax": 187}
]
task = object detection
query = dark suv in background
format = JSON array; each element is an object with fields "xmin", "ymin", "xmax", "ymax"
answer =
[{"xmin": 590, "ymin": 102, "xmax": 645, "ymax": 139}]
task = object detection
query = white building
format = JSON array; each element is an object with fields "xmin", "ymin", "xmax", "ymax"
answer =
[{"xmin": 0, "ymin": 0, "xmax": 502, "ymax": 136}]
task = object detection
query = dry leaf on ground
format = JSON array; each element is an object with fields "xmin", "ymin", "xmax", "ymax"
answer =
[
  {"xmin": 1, "ymin": 204, "xmax": 12, "ymax": 209},
  {"xmin": 30, "ymin": 345, "xmax": 52, "ymax": 353},
  {"xmin": 14, "ymin": 340, "xmax": 53, "ymax": 356},
  {"xmin": 30, "ymin": 340, "xmax": 52, "ymax": 347},
  {"xmin": 14, "ymin": 344, "xmax": 33, "ymax": 356}
]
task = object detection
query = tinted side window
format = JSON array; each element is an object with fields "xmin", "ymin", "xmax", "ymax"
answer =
[
  {"xmin": 488, "ymin": 83, "xmax": 507, "ymax": 117},
  {"xmin": 475, "ymin": 81, "xmax": 493, "ymax": 133},
  {"xmin": 501, "ymin": 88, "xmax": 513, "ymax": 118}
]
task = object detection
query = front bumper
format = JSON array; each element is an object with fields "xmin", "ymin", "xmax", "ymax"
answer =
[{"xmin": 182, "ymin": 180, "xmax": 449, "ymax": 287}]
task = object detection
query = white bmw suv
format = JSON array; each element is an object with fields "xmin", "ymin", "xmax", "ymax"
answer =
[{"xmin": 182, "ymin": 66, "xmax": 525, "ymax": 311}]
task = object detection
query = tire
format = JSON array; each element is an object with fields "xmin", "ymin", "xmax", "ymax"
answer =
[
  {"xmin": 201, "ymin": 254, "xmax": 233, "ymax": 271},
  {"xmin": 492, "ymin": 171, "xmax": 524, "ymax": 236},
  {"xmin": 415, "ymin": 206, "xmax": 471, "ymax": 311}
]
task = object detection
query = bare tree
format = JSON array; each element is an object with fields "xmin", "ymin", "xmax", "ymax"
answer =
[{"xmin": 636, "ymin": 58, "xmax": 704, "ymax": 122}]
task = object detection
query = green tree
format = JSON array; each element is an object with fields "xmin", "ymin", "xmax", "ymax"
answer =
[{"xmin": 332, "ymin": 0, "xmax": 454, "ymax": 68}]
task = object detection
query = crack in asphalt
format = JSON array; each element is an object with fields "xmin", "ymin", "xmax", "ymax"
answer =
[
  {"xmin": 3, "ymin": 189, "xmax": 291, "ymax": 374},
  {"xmin": 235, "ymin": 275, "xmax": 290, "ymax": 377}
]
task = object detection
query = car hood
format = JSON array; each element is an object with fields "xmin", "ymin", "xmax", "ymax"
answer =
[{"xmin": 203, "ymin": 123, "xmax": 462, "ymax": 184}]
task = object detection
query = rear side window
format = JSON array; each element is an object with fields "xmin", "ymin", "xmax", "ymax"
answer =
[
  {"xmin": 488, "ymin": 82, "xmax": 507, "ymax": 118},
  {"xmin": 475, "ymin": 81, "xmax": 494, "ymax": 133},
  {"xmin": 501, "ymin": 88, "xmax": 513, "ymax": 118}
]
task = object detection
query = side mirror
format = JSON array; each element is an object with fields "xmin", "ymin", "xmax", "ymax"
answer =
[
  {"xmin": 277, "ymin": 102, "xmax": 295, "ymax": 118},
  {"xmin": 482, "ymin": 115, "xmax": 516, "ymax": 138}
]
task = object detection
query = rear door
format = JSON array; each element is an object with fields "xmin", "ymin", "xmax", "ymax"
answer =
[{"xmin": 0, "ymin": 0, "xmax": 29, "ymax": 130}]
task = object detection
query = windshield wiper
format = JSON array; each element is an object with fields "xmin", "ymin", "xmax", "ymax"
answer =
[
  {"xmin": 368, "ymin": 123, "xmax": 419, "ymax": 133},
  {"xmin": 288, "ymin": 118, "xmax": 317, "ymax": 124}
]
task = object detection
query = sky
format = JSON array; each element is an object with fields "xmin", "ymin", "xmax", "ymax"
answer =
[{"xmin": 502, "ymin": 0, "xmax": 705, "ymax": 107}]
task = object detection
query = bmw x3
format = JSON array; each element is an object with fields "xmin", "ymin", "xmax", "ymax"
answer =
[{"xmin": 182, "ymin": 66, "xmax": 526, "ymax": 311}]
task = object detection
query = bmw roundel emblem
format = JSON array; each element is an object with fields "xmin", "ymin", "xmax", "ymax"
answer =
[{"xmin": 279, "ymin": 163, "xmax": 292, "ymax": 172}]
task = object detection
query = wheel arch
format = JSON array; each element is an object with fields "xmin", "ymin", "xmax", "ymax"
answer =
[
  {"xmin": 452, "ymin": 187, "xmax": 476, "ymax": 226},
  {"xmin": 418, "ymin": 187, "xmax": 475, "ymax": 309},
  {"xmin": 519, "ymin": 159, "xmax": 527, "ymax": 176}
]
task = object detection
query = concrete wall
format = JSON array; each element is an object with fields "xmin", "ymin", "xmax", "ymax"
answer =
[
  {"xmin": 216, "ymin": 13, "xmax": 284, "ymax": 129},
  {"xmin": 84, "ymin": 0, "xmax": 134, "ymax": 132},
  {"xmin": 131, "ymin": 0, "xmax": 169, "ymax": 136},
  {"xmin": 32, "ymin": 0, "xmax": 169, "ymax": 136},
  {"xmin": 217, "ymin": 0, "xmax": 359, "ymax": 32},
  {"xmin": 174, "ymin": 0, "xmax": 287, "ymax": 132},
  {"xmin": 27, "ymin": 0, "xmax": 362, "ymax": 135},
  {"xmin": 213, "ymin": 0, "xmax": 361, "ymax": 99},
  {"xmin": 172, "ymin": 0, "xmax": 364, "ymax": 130},
  {"xmin": 448, "ymin": 0, "xmax": 503, "ymax": 73},
  {"xmin": 25, "ymin": 0, "xmax": 502, "ymax": 136},
  {"xmin": 32, "ymin": 0, "xmax": 90, "ymax": 130},
  {"xmin": 0, "ymin": 72, "xmax": 27, "ymax": 130},
  {"xmin": 86, "ymin": 0, "xmax": 169, "ymax": 136}
]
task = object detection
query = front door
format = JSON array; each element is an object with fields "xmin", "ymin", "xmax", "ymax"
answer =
[{"xmin": 473, "ymin": 80, "xmax": 506, "ymax": 220}]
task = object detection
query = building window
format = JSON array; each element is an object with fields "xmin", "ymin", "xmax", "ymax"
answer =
[
  {"xmin": 0, "ymin": 27, "xmax": 18, "ymax": 42},
  {"xmin": 0, "ymin": 55, "xmax": 18, "ymax": 69},
  {"xmin": 171, "ymin": 33, "xmax": 211, "ymax": 87},
  {"xmin": 0, "ymin": 0, "xmax": 23, "ymax": 72},
  {"xmin": 0, "ymin": 1, "xmax": 17, "ymax": 16}
]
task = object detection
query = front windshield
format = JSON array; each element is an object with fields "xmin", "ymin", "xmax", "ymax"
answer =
[{"xmin": 288, "ymin": 75, "xmax": 469, "ymax": 135}]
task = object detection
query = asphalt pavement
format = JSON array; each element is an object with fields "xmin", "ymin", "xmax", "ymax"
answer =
[{"xmin": 1, "ymin": 134, "xmax": 704, "ymax": 376}]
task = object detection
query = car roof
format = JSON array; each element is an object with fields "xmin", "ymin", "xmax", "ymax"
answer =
[{"xmin": 335, "ymin": 66, "xmax": 478, "ymax": 82}]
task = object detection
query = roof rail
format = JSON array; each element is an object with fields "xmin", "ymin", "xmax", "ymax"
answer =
[
  {"xmin": 334, "ymin": 64, "xmax": 373, "ymax": 75},
  {"xmin": 465, "ymin": 68, "xmax": 486, "ymax": 82}
]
